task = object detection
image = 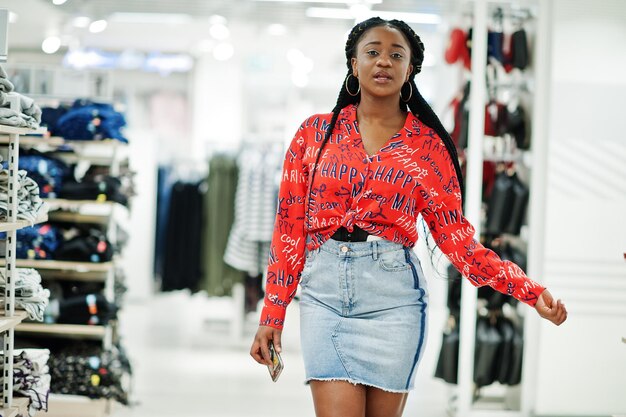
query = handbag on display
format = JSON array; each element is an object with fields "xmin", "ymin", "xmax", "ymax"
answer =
[
  {"xmin": 435, "ymin": 315, "xmax": 460, "ymax": 384},
  {"xmin": 473, "ymin": 315, "xmax": 502, "ymax": 387},
  {"xmin": 485, "ymin": 171, "xmax": 514, "ymax": 235},
  {"xmin": 511, "ymin": 29, "xmax": 529, "ymax": 70},
  {"xmin": 504, "ymin": 173, "xmax": 529, "ymax": 235}
]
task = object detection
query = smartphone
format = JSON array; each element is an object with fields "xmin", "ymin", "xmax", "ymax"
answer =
[{"xmin": 267, "ymin": 342, "xmax": 284, "ymax": 382}]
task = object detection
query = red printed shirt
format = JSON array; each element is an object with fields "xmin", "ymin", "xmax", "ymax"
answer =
[{"xmin": 260, "ymin": 104, "xmax": 544, "ymax": 329}]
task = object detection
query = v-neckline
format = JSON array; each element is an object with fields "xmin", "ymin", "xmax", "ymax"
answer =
[{"xmin": 352, "ymin": 107, "xmax": 411, "ymax": 159}]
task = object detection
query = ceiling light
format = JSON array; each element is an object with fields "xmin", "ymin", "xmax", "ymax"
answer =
[
  {"xmin": 306, "ymin": 7, "xmax": 442, "ymax": 25},
  {"xmin": 255, "ymin": 0, "xmax": 382, "ymax": 3},
  {"xmin": 8, "ymin": 12, "xmax": 18, "ymax": 23},
  {"xmin": 267, "ymin": 23, "xmax": 288, "ymax": 36},
  {"xmin": 209, "ymin": 23, "xmax": 230, "ymax": 40},
  {"xmin": 291, "ymin": 72, "xmax": 309, "ymax": 88},
  {"xmin": 110, "ymin": 12, "xmax": 193, "ymax": 24},
  {"xmin": 42, "ymin": 36, "xmax": 61, "ymax": 54},
  {"xmin": 52, "ymin": 0, "xmax": 68, "ymax": 5},
  {"xmin": 89, "ymin": 20, "xmax": 108, "ymax": 33},
  {"xmin": 213, "ymin": 43, "xmax": 234, "ymax": 61},
  {"xmin": 72, "ymin": 16, "xmax": 91, "ymax": 28},
  {"xmin": 208, "ymin": 15, "xmax": 228, "ymax": 25}
]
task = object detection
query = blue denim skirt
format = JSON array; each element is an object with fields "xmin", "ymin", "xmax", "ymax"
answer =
[{"xmin": 299, "ymin": 238, "xmax": 428, "ymax": 393}]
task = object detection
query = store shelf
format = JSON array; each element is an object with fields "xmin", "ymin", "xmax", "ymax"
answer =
[
  {"xmin": 13, "ymin": 259, "xmax": 114, "ymax": 272},
  {"xmin": 0, "ymin": 125, "xmax": 47, "ymax": 136},
  {"xmin": 45, "ymin": 198, "xmax": 126, "ymax": 211},
  {"xmin": 0, "ymin": 135, "xmax": 125, "ymax": 148},
  {"xmin": 0, "ymin": 213, "xmax": 48, "ymax": 232},
  {"xmin": 0, "ymin": 397, "xmax": 29, "ymax": 417},
  {"xmin": 45, "ymin": 394, "xmax": 109, "ymax": 417},
  {"xmin": 0, "ymin": 311, "xmax": 28, "ymax": 333},
  {"xmin": 16, "ymin": 323, "xmax": 106, "ymax": 340},
  {"xmin": 0, "ymin": 259, "xmax": 115, "ymax": 275}
]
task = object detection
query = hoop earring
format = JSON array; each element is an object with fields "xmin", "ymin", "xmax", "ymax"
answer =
[
  {"xmin": 401, "ymin": 81, "xmax": 413, "ymax": 102},
  {"xmin": 345, "ymin": 74, "xmax": 360, "ymax": 96}
]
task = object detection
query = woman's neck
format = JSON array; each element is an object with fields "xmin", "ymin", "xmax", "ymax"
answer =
[{"xmin": 356, "ymin": 94, "xmax": 405, "ymax": 123}]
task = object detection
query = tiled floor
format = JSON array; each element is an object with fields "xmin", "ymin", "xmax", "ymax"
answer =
[{"xmin": 111, "ymin": 291, "xmax": 453, "ymax": 417}]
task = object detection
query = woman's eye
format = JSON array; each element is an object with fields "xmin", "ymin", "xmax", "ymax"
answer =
[
  {"xmin": 366, "ymin": 50, "xmax": 379, "ymax": 56},
  {"xmin": 391, "ymin": 53, "xmax": 403, "ymax": 59}
]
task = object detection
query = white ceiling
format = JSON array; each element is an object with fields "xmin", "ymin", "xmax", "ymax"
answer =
[{"xmin": 0, "ymin": 0, "xmax": 457, "ymax": 54}]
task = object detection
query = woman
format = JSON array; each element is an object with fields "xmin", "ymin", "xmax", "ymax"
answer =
[{"xmin": 250, "ymin": 17, "xmax": 566, "ymax": 417}]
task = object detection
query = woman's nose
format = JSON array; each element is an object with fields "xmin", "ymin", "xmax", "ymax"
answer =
[{"xmin": 377, "ymin": 56, "xmax": 392, "ymax": 67}]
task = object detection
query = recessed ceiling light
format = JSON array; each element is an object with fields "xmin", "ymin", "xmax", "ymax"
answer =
[
  {"xmin": 72, "ymin": 16, "xmax": 91, "ymax": 28},
  {"xmin": 213, "ymin": 43, "xmax": 234, "ymax": 61},
  {"xmin": 52, "ymin": 0, "xmax": 68, "ymax": 5},
  {"xmin": 306, "ymin": 7, "xmax": 442, "ymax": 25},
  {"xmin": 267, "ymin": 23, "xmax": 288, "ymax": 36},
  {"xmin": 89, "ymin": 20, "xmax": 108, "ymax": 33},
  {"xmin": 42, "ymin": 36, "xmax": 61, "ymax": 54},
  {"xmin": 8, "ymin": 12, "xmax": 18, "ymax": 23},
  {"xmin": 209, "ymin": 24, "xmax": 230, "ymax": 40},
  {"xmin": 254, "ymin": 0, "xmax": 382, "ymax": 3},
  {"xmin": 110, "ymin": 13, "xmax": 192, "ymax": 24}
]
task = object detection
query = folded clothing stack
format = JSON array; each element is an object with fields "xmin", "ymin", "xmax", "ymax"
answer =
[
  {"xmin": 3, "ymin": 224, "xmax": 114, "ymax": 262},
  {"xmin": 42, "ymin": 99, "xmax": 127, "ymax": 143},
  {"xmin": 0, "ymin": 66, "xmax": 42, "ymax": 129},
  {"xmin": 45, "ymin": 293, "xmax": 118, "ymax": 326},
  {"xmin": 0, "ymin": 168, "xmax": 49, "ymax": 223},
  {"xmin": 0, "ymin": 268, "xmax": 50, "ymax": 321},
  {"xmin": 6, "ymin": 152, "xmax": 70, "ymax": 198},
  {"xmin": 0, "ymin": 348, "xmax": 51, "ymax": 417},
  {"xmin": 48, "ymin": 343, "xmax": 130, "ymax": 405}
]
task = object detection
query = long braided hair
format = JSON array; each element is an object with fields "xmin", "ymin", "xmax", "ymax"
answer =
[{"xmin": 307, "ymin": 17, "xmax": 464, "ymax": 224}]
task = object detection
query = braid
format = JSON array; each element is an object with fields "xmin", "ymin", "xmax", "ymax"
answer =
[{"xmin": 406, "ymin": 79, "xmax": 465, "ymax": 198}]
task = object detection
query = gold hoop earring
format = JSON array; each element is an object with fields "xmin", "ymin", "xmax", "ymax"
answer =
[
  {"xmin": 401, "ymin": 81, "xmax": 413, "ymax": 102},
  {"xmin": 345, "ymin": 74, "xmax": 360, "ymax": 96}
]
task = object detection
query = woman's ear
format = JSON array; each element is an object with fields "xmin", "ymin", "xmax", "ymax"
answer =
[
  {"xmin": 406, "ymin": 64, "xmax": 414, "ymax": 82},
  {"xmin": 351, "ymin": 57, "xmax": 358, "ymax": 77}
]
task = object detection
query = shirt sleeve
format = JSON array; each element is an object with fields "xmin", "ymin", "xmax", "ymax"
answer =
[
  {"xmin": 418, "ymin": 138, "xmax": 545, "ymax": 307},
  {"xmin": 259, "ymin": 123, "xmax": 309, "ymax": 329}
]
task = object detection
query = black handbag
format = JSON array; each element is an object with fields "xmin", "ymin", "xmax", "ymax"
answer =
[
  {"xmin": 504, "ymin": 173, "xmax": 529, "ymax": 235},
  {"xmin": 435, "ymin": 316, "xmax": 460, "ymax": 384},
  {"xmin": 496, "ymin": 317, "xmax": 515, "ymax": 384},
  {"xmin": 485, "ymin": 172, "xmax": 514, "ymax": 235},
  {"xmin": 473, "ymin": 316, "xmax": 502, "ymax": 387}
]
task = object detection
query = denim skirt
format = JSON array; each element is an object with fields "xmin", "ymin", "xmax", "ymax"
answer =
[{"xmin": 299, "ymin": 238, "xmax": 428, "ymax": 393}]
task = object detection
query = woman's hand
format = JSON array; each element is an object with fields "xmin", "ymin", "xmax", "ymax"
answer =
[
  {"xmin": 250, "ymin": 325, "xmax": 283, "ymax": 366},
  {"xmin": 534, "ymin": 289, "xmax": 567, "ymax": 326}
]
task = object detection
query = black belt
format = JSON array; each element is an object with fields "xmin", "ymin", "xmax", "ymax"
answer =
[{"xmin": 331, "ymin": 226, "xmax": 370, "ymax": 242}]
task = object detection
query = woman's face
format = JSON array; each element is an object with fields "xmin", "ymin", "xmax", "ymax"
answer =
[{"xmin": 351, "ymin": 25, "xmax": 414, "ymax": 100}]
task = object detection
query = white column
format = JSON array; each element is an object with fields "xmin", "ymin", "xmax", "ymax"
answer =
[{"xmin": 457, "ymin": 0, "xmax": 488, "ymax": 414}]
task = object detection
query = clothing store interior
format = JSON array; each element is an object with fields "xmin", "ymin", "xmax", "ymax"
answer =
[{"xmin": 0, "ymin": 0, "xmax": 623, "ymax": 416}]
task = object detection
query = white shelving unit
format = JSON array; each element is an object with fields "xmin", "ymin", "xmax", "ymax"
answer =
[
  {"xmin": 2, "ymin": 133, "xmax": 130, "ymax": 414},
  {"xmin": 0, "ymin": 119, "xmax": 47, "ymax": 410},
  {"xmin": 455, "ymin": 0, "xmax": 548, "ymax": 416}
]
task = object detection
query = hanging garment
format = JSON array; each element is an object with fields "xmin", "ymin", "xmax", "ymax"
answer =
[
  {"xmin": 223, "ymin": 146, "xmax": 281, "ymax": 277},
  {"xmin": 200, "ymin": 154, "xmax": 245, "ymax": 296},
  {"xmin": 161, "ymin": 181, "xmax": 204, "ymax": 291}
]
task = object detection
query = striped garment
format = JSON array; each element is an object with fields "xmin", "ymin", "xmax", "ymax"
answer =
[
  {"xmin": 261, "ymin": 104, "xmax": 545, "ymax": 329},
  {"xmin": 224, "ymin": 146, "xmax": 282, "ymax": 276}
]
